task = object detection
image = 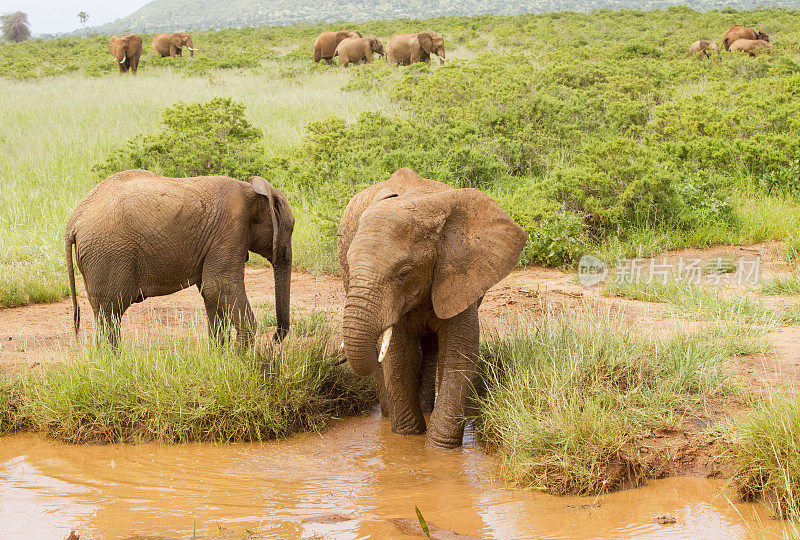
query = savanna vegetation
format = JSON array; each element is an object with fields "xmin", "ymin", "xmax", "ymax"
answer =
[{"xmin": 1, "ymin": 6, "xmax": 800, "ymax": 515}]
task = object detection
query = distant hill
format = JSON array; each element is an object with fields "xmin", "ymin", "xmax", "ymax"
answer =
[{"xmin": 85, "ymin": 0, "xmax": 800, "ymax": 34}]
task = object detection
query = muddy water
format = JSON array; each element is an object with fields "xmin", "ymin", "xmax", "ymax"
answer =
[{"xmin": 0, "ymin": 410, "xmax": 789, "ymax": 539}]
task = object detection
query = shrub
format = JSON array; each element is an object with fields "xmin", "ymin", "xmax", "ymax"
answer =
[{"xmin": 94, "ymin": 98, "xmax": 271, "ymax": 180}]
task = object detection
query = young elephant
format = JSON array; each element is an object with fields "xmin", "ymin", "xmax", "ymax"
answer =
[
  {"xmin": 386, "ymin": 32, "xmax": 445, "ymax": 66},
  {"xmin": 65, "ymin": 169, "xmax": 294, "ymax": 347},
  {"xmin": 152, "ymin": 32, "xmax": 197, "ymax": 58},
  {"xmin": 688, "ymin": 40, "xmax": 719, "ymax": 59},
  {"xmin": 108, "ymin": 35, "xmax": 142, "ymax": 74},
  {"xmin": 338, "ymin": 168, "xmax": 527, "ymax": 448},
  {"xmin": 313, "ymin": 30, "xmax": 362, "ymax": 64},
  {"xmin": 729, "ymin": 38, "xmax": 774, "ymax": 56},
  {"xmin": 335, "ymin": 36, "xmax": 384, "ymax": 67},
  {"xmin": 723, "ymin": 25, "xmax": 769, "ymax": 51}
]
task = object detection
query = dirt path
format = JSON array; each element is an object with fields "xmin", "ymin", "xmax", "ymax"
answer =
[{"xmin": 2, "ymin": 243, "xmax": 799, "ymax": 389}]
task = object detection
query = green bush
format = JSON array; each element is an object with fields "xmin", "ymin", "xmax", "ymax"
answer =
[{"xmin": 94, "ymin": 97, "xmax": 271, "ymax": 180}]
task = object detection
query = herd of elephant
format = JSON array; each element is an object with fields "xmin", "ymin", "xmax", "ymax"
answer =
[
  {"xmin": 106, "ymin": 29, "xmax": 445, "ymax": 74},
  {"xmin": 64, "ymin": 168, "xmax": 527, "ymax": 448},
  {"xmin": 689, "ymin": 24, "xmax": 773, "ymax": 59}
]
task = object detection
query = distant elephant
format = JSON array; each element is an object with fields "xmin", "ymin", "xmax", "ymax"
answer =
[
  {"xmin": 723, "ymin": 25, "xmax": 768, "ymax": 51},
  {"xmin": 688, "ymin": 40, "xmax": 719, "ymax": 59},
  {"xmin": 338, "ymin": 168, "xmax": 527, "ymax": 448},
  {"xmin": 334, "ymin": 36, "xmax": 384, "ymax": 67},
  {"xmin": 729, "ymin": 38, "xmax": 774, "ymax": 56},
  {"xmin": 152, "ymin": 32, "xmax": 197, "ymax": 58},
  {"xmin": 386, "ymin": 32, "xmax": 445, "ymax": 66},
  {"xmin": 108, "ymin": 34, "xmax": 142, "ymax": 74},
  {"xmin": 65, "ymin": 169, "xmax": 294, "ymax": 347},
  {"xmin": 313, "ymin": 30, "xmax": 363, "ymax": 65}
]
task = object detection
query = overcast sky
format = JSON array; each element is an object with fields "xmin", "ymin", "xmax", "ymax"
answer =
[{"xmin": 0, "ymin": 0, "xmax": 151, "ymax": 34}]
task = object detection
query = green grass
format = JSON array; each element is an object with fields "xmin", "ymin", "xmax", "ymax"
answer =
[
  {"xmin": 604, "ymin": 280, "xmax": 800, "ymax": 326},
  {"xmin": 732, "ymin": 390, "xmax": 800, "ymax": 520},
  {"xmin": 762, "ymin": 274, "xmax": 800, "ymax": 296},
  {"xmin": 0, "ymin": 313, "xmax": 375, "ymax": 443},
  {"xmin": 474, "ymin": 310, "xmax": 734, "ymax": 496}
]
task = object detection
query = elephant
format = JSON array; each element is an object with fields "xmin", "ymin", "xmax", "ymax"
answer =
[
  {"xmin": 152, "ymin": 32, "xmax": 197, "ymax": 58},
  {"xmin": 386, "ymin": 32, "xmax": 445, "ymax": 66},
  {"xmin": 108, "ymin": 35, "xmax": 142, "ymax": 74},
  {"xmin": 723, "ymin": 25, "xmax": 768, "ymax": 51},
  {"xmin": 337, "ymin": 168, "xmax": 527, "ymax": 448},
  {"xmin": 729, "ymin": 38, "xmax": 774, "ymax": 56},
  {"xmin": 334, "ymin": 36, "xmax": 384, "ymax": 67},
  {"xmin": 688, "ymin": 40, "xmax": 719, "ymax": 59},
  {"xmin": 313, "ymin": 30, "xmax": 363, "ymax": 65},
  {"xmin": 65, "ymin": 169, "xmax": 294, "ymax": 347}
]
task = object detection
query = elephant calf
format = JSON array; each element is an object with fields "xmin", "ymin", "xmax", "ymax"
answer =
[
  {"xmin": 335, "ymin": 36, "xmax": 384, "ymax": 67},
  {"xmin": 688, "ymin": 40, "xmax": 719, "ymax": 59},
  {"xmin": 65, "ymin": 169, "xmax": 294, "ymax": 347},
  {"xmin": 729, "ymin": 38, "xmax": 774, "ymax": 56},
  {"xmin": 338, "ymin": 168, "xmax": 527, "ymax": 448}
]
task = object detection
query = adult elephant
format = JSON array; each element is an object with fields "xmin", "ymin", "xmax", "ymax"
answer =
[
  {"xmin": 335, "ymin": 36, "xmax": 384, "ymax": 67},
  {"xmin": 337, "ymin": 168, "xmax": 527, "ymax": 448},
  {"xmin": 313, "ymin": 30, "xmax": 362, "ymax": 65},
  {"xmin": 723, "ymin": 25, "xmax": 768, "ymax": 51},
  {"xmin": 730, "ymin": 38, "xmax": 774, "ymax": 56},
  {"xmin": 152, "ymin": 32, "xmax": 197, "ymax": 58},
  {"xmin": 65, "ymin": 169, "xmax": 294, "ymax": 347},
  {"xmin": 688, "ymin": 40, "xmax": 719, "ymax": 59},
  {"xmin": 108, "ymin": 35, "xmax": 142, "ymax": 74},
  {"xmin": 386, "ymin": 32, "xmax": 445, "ymax": 66}
]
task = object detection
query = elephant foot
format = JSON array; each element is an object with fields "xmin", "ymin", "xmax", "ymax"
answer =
[
  {"xmin": 390, "ymin": 412, "xmax": 426, "ymax": 436},
  {"xmin": 392, "ymin": 423, "xmax": 426, "ymax": 436},
  {"xmin": 426, "ymin": 416, "xmax": 465, "ymax": 448}
]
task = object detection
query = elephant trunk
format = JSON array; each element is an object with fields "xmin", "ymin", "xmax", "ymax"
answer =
[
  {"xmin": 272, "ymin": 253, "xmax": 291, "ymax": 342},
  {"xmin": 342, "ymin": 284, "xmax": 383, "ymax": 376}
]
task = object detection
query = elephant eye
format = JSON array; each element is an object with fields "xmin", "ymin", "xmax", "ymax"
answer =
[{"xmin": 398, "ymin": 265, "xmax": 413, "ymax": 278}]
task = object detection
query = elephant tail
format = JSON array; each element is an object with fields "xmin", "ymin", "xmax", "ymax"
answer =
[{"xmin": 65, "ymin": 228, "xmax": 80, "ymax": 336}]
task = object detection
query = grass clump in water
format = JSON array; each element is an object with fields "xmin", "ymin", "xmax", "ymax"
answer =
[
  {"xmin": 732, "ymin": 391, "xmax": 800, "ymax": 520},
  {"xmin": 0, "ymin": 315, "xmax": 375, "ymax": 443},
  {"xmin": 475, "ymin": 310, "xmax": 731, "ymax": 496}
]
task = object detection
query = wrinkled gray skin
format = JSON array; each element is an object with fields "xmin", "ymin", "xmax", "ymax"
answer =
[
  {"xmin": 152, "ymin": 32, "xmax": 197, "ymax": 57},
  {"xmin": 65, "ymin": 169, "xmax": 294, "ymax": 347},
  {"xmin": 688, "ymin": 40, "xmax": 719, "ymax": 59},
  {"xmin": 108, "ymin": 35, "xmax": 142, "ymax": 74},
  {"xmin": 335, "ymin": 36, "xmax": 384, "ymax": 67},
  {"xmin": 386, "ymin": 32, "xmax": 445, "ymax": 66},
  {"xmin": 338, "ymin": 168, "xmax": 527, "ymax": 448},
  {"xmin": 313, "ymin": 30, "xmax": 363, "ymax": 64}
]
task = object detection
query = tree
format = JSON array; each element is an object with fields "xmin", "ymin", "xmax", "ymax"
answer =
[
  {"xmin": 78, "ymin": 11, "xmax": 89, "ymax": 34},
  {"xmin": 1, "ymin": 11, "xmax": 31, "ymax": 43}
]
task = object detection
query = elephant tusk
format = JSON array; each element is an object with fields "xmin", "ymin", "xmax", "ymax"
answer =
[
  {"xmin": 119, "ymin": 55, "xmax": 126, "ymax": 63},
  {"xmin": 378, "ymin": 327, "xmax": 392, "ymax": 363},
  {"xmin": 187, "ymin": 47, "xmax": 198, "ymax": 51},
  {"xmin": 338, "ymin": 340, "xmax": 345, "ymax": 355}
]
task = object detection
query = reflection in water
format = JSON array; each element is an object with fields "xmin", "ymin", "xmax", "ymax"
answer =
[{"xmin": 0, "ymin": 409, "xmax": 789, "ymax": 539}]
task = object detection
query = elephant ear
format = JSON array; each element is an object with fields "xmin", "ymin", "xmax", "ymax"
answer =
[
  {"xmin": 417, "ymin": 32, "xmax": 435, "ymax": 54},
  {"xmin": 431, "ymin": 188, "xmax": 528, "ymax": 320},
  {"xmin": 169, "ymin": 33, "xmax": 182, "ymax": 47},
  {"xmin": 249, "ymin": 176, "xmax": 294, "ymax": 260}
]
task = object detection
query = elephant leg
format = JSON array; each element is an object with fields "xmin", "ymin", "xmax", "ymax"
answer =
[
  {"xmin": 427, "ymin": 304, "xmax": 480, "ymax": 448},
  {"xmin": 94, "ymin": 297, "xmax": 129, "ymax": 348},
  {"xmin": 326, "ymin": 58, "xmax": 333, "ymax": 66},
  {"xmin": 383, "ymin": 323, "xmax": 425, "ymax": 435},
  {"xmin": 419, "ymin": 332, "xmax": 438, "ymax": 413},
  {"xmin": 201, "ymin": 258, "xmax": 254, "ymax": 347}
]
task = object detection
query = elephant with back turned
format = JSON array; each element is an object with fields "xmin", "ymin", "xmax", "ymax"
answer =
[
  {"xmin": 65, "ymin": 169, "xmax": 294, "ymax": 347},
  {"xmin": 688, "ymin": 40, "xmax": 719, "ymax": 59},
  {"xmin": 338, "ymin": 168, "xmax": 527, "ymax": 448},
  {"xmin": 723, "ymin": 25, "xmax": 768, "ymax": 51},
  {"xmin": 152, "ymin": 32, "xmax": 197, "ymax": 58},
  {"xmin": 313, "ymin": 30, "xmax": 362, "ymax": 65},
  {"xmin": 108, "ymin": 35, "xmax": 142, "ymax": 74},
  {"xmin": 386, "ymin": 32, "xmax": 445, "ymax": 66},
  {"xmin": 335, "ymin": 36, "xmax": 384, "ymax": 67}
]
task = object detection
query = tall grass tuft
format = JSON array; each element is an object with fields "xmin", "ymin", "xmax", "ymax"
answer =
[
  {"xmin": 0, "ymin": 317, "xmax": 375, "ymax": 443},
  {"xmin": 732, "ymin": 391, "xmax": 800, "ymax": 520},
  {"xmin": 762, "ymin": 273, "xmax": 800, "ymax": 296},
  {"xmin": 475, "ymin": 309, "xmax": 731, "ymax": 496}
]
